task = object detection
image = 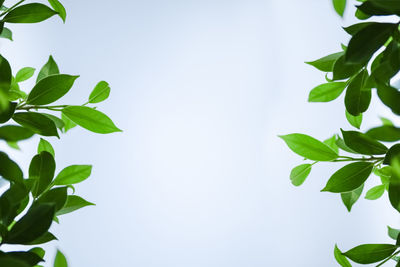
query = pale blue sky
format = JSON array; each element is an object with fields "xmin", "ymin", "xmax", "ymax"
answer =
[{"xmin": 1, "ymin": 0, "xmax": 399, "ymax": 266}]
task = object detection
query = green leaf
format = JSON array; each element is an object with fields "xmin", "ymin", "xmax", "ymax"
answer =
[
  {"xmin": 343, "ymin": 244, "xmax": 397, "ymax": 264},
  {"xmin": 0, "ymin": 102, "xmax": 16, "ymax": 123},
  {"xmin": 27, "ymin": 231, "xmax": 57, "ymax": 245},
  {"xmin": 42, "ymin": 113, "xmax": 65, "ymax": 129},
  {"xmin": 336, "ymin": 137, "xmax": 358, "ymax": 154},
  {"xmin": 366, "ymin": 126, "xmax": 400, "ymax": 142},
  {"xmin": 308, "ymin": 82, "xmax": 346, "ymax": 102},
  {"xmin": 389, "ymin": 181, "xmax": 400, "ymax": 212},
  {"xmin": 0, "ymin": 27, "xmax": 13, "ymax": 41},
  {"xmin": 4, "ymin": 251, "xmax": 44, "ymax": 266},
  {"xmin": 3, "ymin": 3, "xmax": 58, "ymax": 23},
  {"xmin": 333, "ymin": 0, "xmax": 347, "ymax": 17},
  {"xmin": 344, "ymin": 70, "xmax": 371, "ymax": 116},
  {"xmin": 0, "ymin": 54, "xmax": 12, "ymax": 97},
  {"xmin": 324, "ymin": 135, "xmax": 339, "ymax": 154},
  {"xmin": 0, "ymin": 125, "xmax": 34, "ymax": 142},
  {"xmin": 334, "ymin": 244, "xmax": 352, "ymax": 267},
  {"xmin": 62, "ymin": 106, "xmax": 121, "ymax": 134},
  {"xmin": 0, "ymin": 183, "xmax": 29, "ymax": 226},
  {"xmin": 343, "ymin": 22, "xmax": 374, "ymax": 35},
  {"xmin": 89, "ymin": 81, "xmax": 110, "ymax": 103},
  {"xmin": 54, "ymin": 165, "xmax": 92, "ymax": 185},
  {"xmin": 305, "ymin": 51, "xmax": 344, "ymax": 72},
  {"xmin": 279, "ymin": 133, "xmax": 338, "ymax": 161},
  {"xmin": 15, "ymin": 67, "xmax": 35, "ymax": 83},
  {"xmin": 29, "ymin": 151, "xmax": 56, "ymax": 197},
  {"xmin": 56, "ymin": 195, "xmax": 94, "ymax": 216},
  {"xmin": 0, "ymin": 257, "xmax": 30, "ymax": 267},
  {"xmin": 5, "ymin": 203, "xmax": 56, "ymax": 244},
  {"xmin": 365, "ymin": 184, "xmax": 385, "ymax": 200},
  {"xmin": 61, "ymin": 113, "xmax": 76, "ymax": 132},
  {"xmin": 27, "ymin": 74, "xmax": 79, "ymax": 105},
  {"xmin": 345, "ymin": 23, "xmax": 395, "ymax": 64},
  {"xmin": 0, "ymin": 152, "xmax": 23, "ymax": 183},
  {"xmin": 341, "ymin": 129, "xmax": 388, "ymax": 155},
  {"xmin": 383, "ymin": 144, "xmax": 400, "ymax": 165},
  {"xmin": 37, "ymin": 56, "xmax": 59, "ymax": 83},
  {"xmin": 388, "ymin": 226, "xmax": 400, "ymax": 240},
  {"xmin": 345, "ymin": 111, "xmax": 362, "ymax": 129},
  {"xmin": 341, "ymin": 184, "xmax": 364, "ymax": 212},
  {"xmin": 13, "ymin": 112, "xmax": 59, "ymax": 137},
  {"xmin": 290, "ymin": 164, "xmax": 312, "ymax": 186},
  {"xmin": 322, "ymin": 162, "xmax": 373, "ymax": 193},
  {"xmin": 377, "ymin": 84, "xmax": 400, "ymax": 115},
  {"xmin": 48, "ymin": 0, "xmax": 66, "ymax": 22},
  {"xmin": 380, "ymin": 117, "xmax": 394, "ymax": 126},
  {"xmin": 54, "ymin": 250, "xmax": 68, "ymax": 267},
  {"xmin": 358, "ymin": 0, "xmax": 400, "ymax": 16},
  {"xmin": 37, "ymin": 187, "xmax": 67, "ymax": 211},
  {"xmin": 38, "ymin": 138, "xmax": 55, "ymax": 157}
]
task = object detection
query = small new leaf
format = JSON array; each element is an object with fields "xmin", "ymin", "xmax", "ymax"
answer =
[
  {"xmin": 89, "ymin": 81, "xmax": 110, "ymax": 103},
  {"xmin": 290, "ymin": 164, "xmax": 312, "ymax": 186}
]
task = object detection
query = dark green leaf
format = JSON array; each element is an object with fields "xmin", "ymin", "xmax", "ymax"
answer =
[
  {"xmin": 343, "ymin": 22, "xmax": 374, "ymax": 35},
  {"xmin": 13, "ymin": 112, "xmax": 59, "ymax": 137},
  {"xmin": 0, "ymin": 54, "xmax": 11, "ymax": 97},
  {"xmin": 332, "ymin": 55, "xmax": 363, "ymax": 80},
  {"xmin": 305, "ymin": 51, "xmax": 344, "ymax": 72},
  {"xmin": 0, "ymin": 257, "xmax": 30, "ymax": 267},
  {"xmin": 345, "ymin": 23, "xmax": 395, "ymax": 64},
  {"xmin": 344, "ymin": 70, "xmax": 371, "ymax": 116},
  {"xmin": 358, "ymin": 0, "xmax": 400, "ymax": 16},
  {"xmin": 26, "ymin": 231, "xmax": 57, "ymax": 245},
  {"xmin": 279, "ymin": 133, "xmax": 338, "ymax": 161},
  {"xmin": 54, "ymin": 250, "xmax": 68, "ymax": 267},
  {"xmin": 389, "ymin": 181, "xmax": 400, "ymax": 212},
  {"xmin": 341, "ymin": 184, "xmax": 364, "ymax": 211},
  {"xmin": 0, "ymin": 183, "xmax": 29, "ymax": 226},
  {"xmin": 15, "ymin": 67, "xmax": 35, "ymax": 83},
  {"xmin": 56, "ymin": 195, "xmax": 94, "ymax": 216},
  {"xmin": 3, "ymin": 3, "xmax": 57, "ymax": 23},
  {"xmin": 5, "ymin": 203, "xmax": 56, "ymax": 244},
  {"xmin": 365, "ymin": 184, "xmax": 385, "ymax": 200},
  {"xmin": 29, "ymin": 151, "xmax": 56, "ymax": 197},
  {"xmin": 54, "ymin": 165, "xmax": 92, "ymax": 185},
  {"xmin": 366, "ymin": 126, "xmax": 400, "ymax": 142},
  {"xmin": 334, "ymin": 244, "xmax": 352, "ymax": 267},
  {"xmin": 37, "ymin": 55, "xmax": 59, "ymax": 83},
  {"xmin": 48, "ymin": 0, "xmax": 66, "ymax": 22},
  {"xmin": 0, "ymin": 151, "xmax": 23, "ymax": 183},
  {"xmin": 37, "ymin": 187, "xmax": 67, "ymax": 211},
  {"xmin": 0, "ymin": 101, "xmax": 16, "ymax": 123},
  {"xmin": 345, "ymin": 111, "xmax": 362, "ymax": 129},
  {"xmin": 343, "ymin": 244, "xmax": 397, "ymax": 264},
  {"xmin": 308, "ymin": 82, "xmax": 346, "ymax": 102},
  {"xmin": 27, "ymin": 74, "xmax": 79, "ymax": 105},
  {"xmin": 322, "ymin": 162, "xmax": 373, "ymax": 193},
  {"xmin": 0, "ymin": 27, "xmax": 13, "ymax": 41},
  {"xmin": 384, "ymin": 144, "xmax": 400, "ymax": 165},
  {"xmin": 0, "ymin": 125, "xmax": 34, "ymax": 142},
  {"xmin": 333, "ymin": 0, "xmax": 347, "ymax": 16},
  {"xmin": 5, "ymin": 251, "xmax": 43, "ymax": 265},
  {"xmin": 62, "ymin": 106, "xmax": 121, "ymax": 134},
  {"xmin": 341, "ymin": 129, "xmax": 387, "ymax": 155},
  {"xmin": 336, "ymin": 137, "xmax": 358, "ymax": 154},
  {"xmin": 377, "ymin": 84, "xmax": 400, "ymax": 115},
  {"xmin": 290, "ymin": 164, "xmax": 312, "ymax": 186},
  {"xmin": 38, "ymin": 138, "xmax": 55, "ymax": 157},
  {"xmin": 89, "ymin": 81, "xmax": 110, "ymax": 103},
  {"xmin": 42, "ymin": 113, "xmax": 65, "ymax": 129}
]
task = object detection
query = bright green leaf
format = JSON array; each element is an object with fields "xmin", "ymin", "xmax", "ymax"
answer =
[
  {"xmin": 333, "ymin": 0, "xmax": 347, "ymax": 17},
  {"xmin": 56, "ymin": 195, "xmax": 94, "ymax": 216},
  {"xmin": 3, "ymin": 3, "xmax": 58, "ymax": 23},
  {"xmin": 53, "ymin": 165, "xmax": 92, "ymax": 185},
  {"xmin": 38, "ymin": 138, "xmax": 55, "ymax": 157},
  {"xmin": 365, "ymin": 184, "xmax": 385, "ymax": 200},
  {"xmin": 345, "ymin": 111, "xmax": 362, "ymax": 129},
  {"xmin": 54, "ymin": 250, "xmax": 68, "ymax": 267},
  {"xmin": 305, "ymin": 52, "xmax": 344, "ymax": 72},
  {"xmin": 334, "ymin": 244, "xmax": 352, "ymax": 267},
  {"xmin": 308, "ymin": 82, "xmax": 346, "ymax": 102},
  {"xmin": 48, "ymin": 0, "xmax": 66, "ymax": 22},
  {"xmin": 89, "ymin": 81, "xmax": 110, "ymax": 103},
  {"xmin": 290, "ymin": 164, "xmax": 312, "ymax": 186},
  {"xmin": 37, "ymin": 56, "xmax": 59, "ymax": 83},
  {"xmin": 15, "ymin": 67, "xmax": 35, "ymax": 83},
  {"xmin": 341, "ymin": 184, "xmax": 364, "ymax": 212},
  {"xmin": 343, "ymin": 244, "xmax": 397, "ymax": 264}
]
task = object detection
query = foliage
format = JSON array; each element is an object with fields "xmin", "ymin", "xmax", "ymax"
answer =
[
  {"xmin": 0, "ymin": 1, "xmax": 120, "ymax": 266},
  {"xmin": 282, "ymin": 0, "xmax": 400, "ymax": 265}
]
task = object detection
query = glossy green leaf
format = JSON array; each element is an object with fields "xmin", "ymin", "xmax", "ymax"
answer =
[
  {"xmin": 89, "ymin": 81, "xmax": 110, "ymax": 103},
  {"xmin": 341, "ymin": 184, "xmax": 364, "ymax": 212},
  {"xmin": 343, "ymin": 244, "xmax": 397, "ymax": 264},
  {"xmin": 0, "ymin": 152, "xmax": 23, "ymax": 183},
  {"xmin": 333, "ymin": 0, "xmax": 346, "ymax": 16},
  {"xmin": 15, "ymin": 67, "xmax": 35, "ymax": 83},
  {"xmin": 290, "ymin": 164, "xmax": 312, "ymax": 186},
  {"xmin": 332, "ymin": 55, "xmax": 362, "ymax": 80},
  {"xmin": 389, "ymin": 181, "xmax": 400, "ymax": 212},
  {"xmin": 3, "ymin": 3, "xmax": 57, "ymax": 23},
  {"xmin": 305, "ymin": 51, "xmax": 344, "ymax": 72},
  {"xmin": 279, "ymin": 133, "xmax": 338, "ymax": 161},
  {"xmin": 308, "ymin": 82, "xmax": 346, "ymax": 102},
  {"xmin": 345, "ymin": 23, "xmax": 395, "ymax": 64},
  {"xmin": 37, "ymin": 55, "xmax": 60, "ymax": 83},
  {"xmin": 37, "ymin": 187, "xmax": 67, "ymax": 211},
  {"xmin": 27, "ymin": 74, "xmax": 79, "ymax": 105},
  {"xmin": 27, "ymin": 231, "xmax": 57, "ymax": 245},
  {"xmin": 0, "ymin": 125, "xmax": 34, "ymax": 142},
  {"xmin": 48, "ymin": 0, "xmax": 66, "ymax": 22},
  {"xmin": 5, "ymin": 203, "xmax": 56, "ymax": 244},
  {"xmin": 54, "ymin": 250, "xmax": 68, "ymax": 267},
  {"xmin": 56, "ymin": 195, "xmax": 94, "ymax": 216},
  {"xmin": 341, "ymin": 129, "xmax": 387, "ymax": 155},
  {"xmin": 324, "ymin": 135, "xmax": 339, "ymax": 154},
  {"xmin": 0, "ymin": 27, "xmax": 13, "ymax": 41},
  {"xmin": 62, "ymin": 106, "xmax": 121, "ymax": 134},
  {"xmin": 366, "ymin": 126, "xmax": 400, "ymax": 142},
  {"xmin": 61, "ymin": 112, "xmax": 76, "ymax": 132},
  {"xmin": 38, "ymin": 138, "xmax": 55, "ymax": 157},
  {"xmin": 343, "ymin": 22, "xmax": 374, "ymax": 35},
  {"xmin": 334, "ymin": 244, "xmax": 352, "ymax": 267},
  {"xmin": 365, "ymin": 184, "xmax": 385, "ymax": 200},
  {"xmin": 322, "ymin": 162, "xmax": 373, "ymax": 193},
  {"xmin": 43, "ymin": 113, "xmax": 65, "ymax": 129},
  {"xmin": 388, "ymin": 226, "xmax": 400, "ymax": 240},
  {"xmin": 54, "ymin": 165, "xmax": 92, "ymax": 185},
  {"xmin": 29, "ymin": 151, "xmax": 56, "ymax": 197},
  {"xmin": 345, "ymin": 111, "xmax": 362, "ymax": 129},
  {"xmin": 383, "ymin": 144, "xmax": 400, "ymax": 165},
  {"xmin": 13, "ymin": 112, "xmax": 59, "ymax": 137},
  {"xmin": 0, "ymin": 54, "xmax": 11, "ymax": 97},
  {"xmin": 0, "ymin": 102, "xmax": 16, "ymax": 123},
  {"xmin": 377, "ymin": 84, "xmax": 400, "ymax": 115},
  {"xmin": 344, "ymin": 70, "xmax": 371, "ymax": 116}
]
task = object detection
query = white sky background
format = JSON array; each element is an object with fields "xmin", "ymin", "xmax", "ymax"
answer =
[{"xmin": 1, "ymin": 0, "xmax": 400, "ymax": 266}]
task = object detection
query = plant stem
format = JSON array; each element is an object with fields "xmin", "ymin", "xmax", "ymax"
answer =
[
  {"xmin": 16, "ymin": 104, "xmax": 68, "ymax": 111},
  {"xmin": 376, "ymin": 250, "xmax": 400, "ymax": 267},
  {"xmin": 0, "ymin": 0, "xmax": 25, "ymax": 17},
  {"xmin": 332, "ymin": 156, "xmax": 384, "ymax": 162}
]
